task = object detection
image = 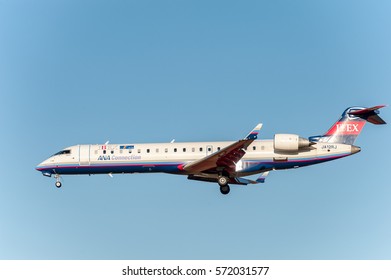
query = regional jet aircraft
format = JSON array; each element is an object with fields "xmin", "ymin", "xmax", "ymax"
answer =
[{"xmin": 36, "ymin": 105, "xmax": 386, "ymax": 194}]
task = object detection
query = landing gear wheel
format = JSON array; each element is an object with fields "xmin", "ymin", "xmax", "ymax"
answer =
[
  {"xmin": 220, "ymin": 185, "xmax": 230, "ymax": 195},
  {"xmin": 218, "ymin": 176, "xmax": 228, "ymax": 187},
  {"xmin": 54, "ymin": 173, "xmax": 62, "ymax": 188}
]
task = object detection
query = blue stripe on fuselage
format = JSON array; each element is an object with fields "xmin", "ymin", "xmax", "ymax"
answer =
[{"xmin": 36, "ymin": 162, "xmax": 184, "ymax": 175}]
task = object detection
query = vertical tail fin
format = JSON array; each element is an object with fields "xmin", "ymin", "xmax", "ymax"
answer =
[{"xmin": 310, "ymin": 105, "xmax": 386, "ymax": 145}]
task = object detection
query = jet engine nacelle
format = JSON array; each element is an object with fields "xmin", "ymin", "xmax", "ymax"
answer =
[{"xmin": 274, "ymin": 134, "xmax": 313, "ymax": 152}]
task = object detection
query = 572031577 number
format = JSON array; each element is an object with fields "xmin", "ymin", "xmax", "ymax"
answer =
[{"xmin": 215, "ymin": 266, "xmax": 269, "ymax": 276}]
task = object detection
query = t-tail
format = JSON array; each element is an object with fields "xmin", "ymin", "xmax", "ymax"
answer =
[{"xmin": 310, "ymin": 105, "xmax": 387, "ymax": 145}]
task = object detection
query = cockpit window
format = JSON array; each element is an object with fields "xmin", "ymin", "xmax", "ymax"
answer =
[{"xmin": 52, "ymin": 149, "xmax": 71, "ymax": 156}]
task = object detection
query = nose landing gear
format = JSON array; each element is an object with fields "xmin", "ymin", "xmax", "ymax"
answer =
[{"xmin": 54, "ymin": 174, "xmax": 62, "ymax": 188}]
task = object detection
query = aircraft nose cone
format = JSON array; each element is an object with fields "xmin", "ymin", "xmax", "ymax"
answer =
[
  {"xmin": 36, "ymin": 163, "xmax": 43, "ymax": 171},
  {"xmin": 351, "ymin": 145, "xmax": 361, "ymax": 155},
  {"xmin": 36, "ymin": 159, "xmax": 48, "ymax": 171}
]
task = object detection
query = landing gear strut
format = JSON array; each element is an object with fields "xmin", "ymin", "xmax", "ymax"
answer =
[
  {"xmin": 218, "ymin": 176, "xmax": 230, "ymax": 195},
  {"xmin": 54, "ymin": 174, "xmax": 62, "ymax": 188}
]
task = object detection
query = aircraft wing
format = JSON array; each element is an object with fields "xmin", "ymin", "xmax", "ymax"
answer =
[{"xmin": 183, "ymin": 124, "xmax": 262, "ymax": 174}]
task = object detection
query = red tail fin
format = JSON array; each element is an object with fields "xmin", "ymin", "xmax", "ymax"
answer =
[{"xmin": 310, "ymin": 105, "xmax": 386, "ymax": 145}]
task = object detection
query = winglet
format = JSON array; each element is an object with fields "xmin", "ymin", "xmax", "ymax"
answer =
[
  {"xmin": 256, "ymin": 171, "xmax": 270, "ymax": 183},
  {"xmin": 245, "ymin": 123, "xmax": 263, "ymax": 140},
  {"xmin": 233, "ymin": 171, "xmax": 270, "ymax": 185}
]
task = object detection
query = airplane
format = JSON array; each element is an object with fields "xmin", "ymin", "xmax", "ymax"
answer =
[{"xmin": 36, "ymin": 105, "xmax": 386, "ymax": 195}]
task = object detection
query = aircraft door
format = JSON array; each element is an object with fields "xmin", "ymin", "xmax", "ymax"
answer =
[{"xmin": 79, "ymin": 145, "xmax": 90, "ymax": 166}]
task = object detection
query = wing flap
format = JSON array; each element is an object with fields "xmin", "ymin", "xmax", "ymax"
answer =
[{"xmin": 183, "ymin": 139, "xmax": 248, "ymax": 173}]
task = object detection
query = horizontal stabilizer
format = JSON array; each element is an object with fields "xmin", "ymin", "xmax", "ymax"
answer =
[{"xmin": 349, "ymin": 105, "xmax": 387, "ymax": 124}]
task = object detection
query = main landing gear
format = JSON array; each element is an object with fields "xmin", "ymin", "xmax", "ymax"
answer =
[{"xmin": 218, "ymin": 176, "xmax": 230, "ymax": 195}]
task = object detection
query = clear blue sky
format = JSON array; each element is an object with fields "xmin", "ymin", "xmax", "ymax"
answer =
[{"xmin": 1, "ymin": 0, "xmax": 390, "ymax": 259}]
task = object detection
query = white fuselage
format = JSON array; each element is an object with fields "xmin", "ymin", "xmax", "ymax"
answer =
[
  {"xmin": 36, "ymin": 140, "xmax": 356, "ymax": 178},
  {"xmin": 35, "ymin": 104, "xmax": 385, "ymax": 193}
]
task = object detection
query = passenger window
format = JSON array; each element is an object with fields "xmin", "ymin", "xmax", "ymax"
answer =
[
  {"xmin": 253, "ymin": 146, "xmax": 256, "ymax": 151},
  {"xmin": 207, "ymin": 147, "xmax": 211, "ymax": 152},
  {"xmin": 217, "ymin": 147, "xmax": 221, "ymax": 151},
  {"xmin": 103, "ymin": 150, "xmax": 106, "ymax": 154},
  {"xmin": 156, "ymin": 148, "xmax": 159, "ymax": 153},
  {"xmin": 261, "ymin": 146, "xmax": 265, "ymax": 151},
  {"xmin": 138, "ymin": 149, "xmax": 141, "ymax": 153},
  {"xmin": 183, "ymin": 148, "xmax": 186, "ymax": 152},
  {"xmin": 165, "ymin": 148, "xmax": 168, "ymax": 153},
  {"xmin": 111, "ymin": 150, "xmax": 114, "ymax": 154},
  {"xmin": 128, "ymin": 149, "xmax": 132, "ymax": 153},
  {"xmin": 199, "ymin": 147, "xmax": 203, "ymax": 152},
  {"xmin": 192, "ymin": 148, "xmax": 195, "ymax": 152},
  {"xmin": 174, "ymin": 148, "xmax": 177, "ymax": 152},
  {"xmin": 147, "ymin": 149, "xmax": 150, "ymax": 153}
]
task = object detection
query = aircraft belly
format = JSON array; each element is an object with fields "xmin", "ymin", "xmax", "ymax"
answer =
[{"xmin": 43, "ymin": 161, "xmax": 183, "ymax": 175}]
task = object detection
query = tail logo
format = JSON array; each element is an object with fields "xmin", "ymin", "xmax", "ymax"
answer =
[
  {"xmin": 337, "ymin": 122, "xmax": 360, "ymax": 133},
  {"xmin": 326, "ymin": 121, "xmax": 365, "ymax": 136}
]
